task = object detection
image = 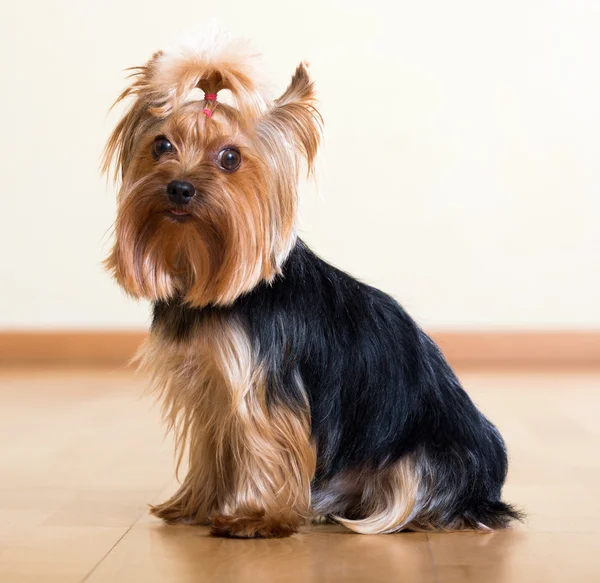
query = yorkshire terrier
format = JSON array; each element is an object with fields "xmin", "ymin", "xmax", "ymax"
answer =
[{"xmin": 104, "ymin": 34, "xmax": 520, "ymax": 538}]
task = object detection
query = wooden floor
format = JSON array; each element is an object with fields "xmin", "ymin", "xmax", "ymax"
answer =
[{"xmin": 0, "ymin": 366, "xmax": 599, "ymax": 582}]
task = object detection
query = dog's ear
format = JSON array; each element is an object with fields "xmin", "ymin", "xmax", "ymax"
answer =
[
  {"xmin": 257, "ymin": 63, "xmax": 322, "ymax": 176},
  {"xmin": 102, "ymin": 52, "xmax": 164, "ymax": 181}
]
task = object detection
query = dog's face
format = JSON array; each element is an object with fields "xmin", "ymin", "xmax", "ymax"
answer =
[{"xmin": 104, "ymin": 43, "xmax": 321, "ymax": 306}]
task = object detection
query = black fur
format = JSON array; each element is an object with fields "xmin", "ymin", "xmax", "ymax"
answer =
[{"xmin": 153, "ymin": 239, "xmax": 521, "ymax": 529}]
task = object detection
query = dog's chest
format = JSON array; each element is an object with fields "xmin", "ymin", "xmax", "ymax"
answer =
[{"xmin": 141, "ymin": 312, "xmax": 261, "ymax": 415}]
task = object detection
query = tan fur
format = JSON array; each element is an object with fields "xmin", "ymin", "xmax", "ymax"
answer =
[
  {"xmin": 104, "ymin": 35, "xmax": 323, "ymax": 538},
  {"xmin": 141, "ymin": 315, "xmax": 315, "ymax": 538},
  {"xmin": 331, "ymin": 457, "xmax": 422, "ymax": 534},
  {"xmin": 104, "ymin": 35, "xmax": 502, "ymax": 538},
  {"xmin": 326, "ymin": 455, "xmax": 495, "ymax": 534},
  {"xmin": 103, "ymin": 36, "xmax": 321, "ymax": 308}
]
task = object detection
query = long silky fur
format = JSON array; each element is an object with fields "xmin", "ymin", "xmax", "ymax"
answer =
[
  {"xmin": 142, "ymin": 312, "xmax": 315, "ymax": 537},
  {"xmin": 105, "ymin": 34, "xmax": 520, "ymax": 537},
  {"xmin": 150, "ymin": 242, "xmax": 522, "ymax": 534}
]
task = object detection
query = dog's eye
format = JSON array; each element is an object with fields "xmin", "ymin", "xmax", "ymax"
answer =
[
  {"xmin": 152, "ymin": 136, "xmax": 174, "ymax": 160},
  {"xmin": 217, "ymin": 148, "xmax": 242, "ymax": 172}
]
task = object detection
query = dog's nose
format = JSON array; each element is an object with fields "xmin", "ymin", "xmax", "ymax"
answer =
[{"xmin": 167, "ymin": 180, "xmax": 195, "ymax": 205}]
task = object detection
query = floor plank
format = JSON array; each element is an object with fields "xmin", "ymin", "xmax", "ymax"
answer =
[
  {"xmin": 0, "ymin": 367, "xmax": 599, "ymax": 582},
  {"xmin": 86, "ymin": 521, "xmax": 435, "ymax": 583},
  {"xmin": 428, "ymin": 531, "xmax": 600, "ymax": 583}
]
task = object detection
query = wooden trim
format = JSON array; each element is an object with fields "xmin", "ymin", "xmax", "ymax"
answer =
[
  {"xmin": 0, "ymin": 331, "xmax": 145, "ymax": 366},
  {"xmin": 431, "ymin": 331, "xmax": 600, "ymax": 367},
  {"xmin": 0, "ymin": 330, "xmax": 599, "ymax": 368}
]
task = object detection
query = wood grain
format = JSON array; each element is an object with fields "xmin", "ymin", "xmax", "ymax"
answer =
[
  {"xmin": 432, "ymin": 331, "xmax": 600, "ymax": 367},
  {"xmin": 0, "ymin": 331, "xmax": 144, "ymax": 366},
  {"xmin": 0, "ymin": 330, "xmax": 599, "ymax": 367},
  {"xmin": 1, "ymin": 366, "xmax": 599, "ymax": 582}
]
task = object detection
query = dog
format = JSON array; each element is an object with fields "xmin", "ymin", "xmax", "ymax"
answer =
[{"xmin": 103, "ymin": 33, "xmax": 520, "ymax": 538}]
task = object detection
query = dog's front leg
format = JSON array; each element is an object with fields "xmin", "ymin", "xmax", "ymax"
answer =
[
  {"xmin": 150, "ymin": 433, "xmax": 217, "ymax": 525},
  {"xmin": 210, "ymin": 393, "xmax": 315, "ymax": 539},
  {"xmin": 146, "ymin": 316, "xmax": 315, "ymax": 537}
]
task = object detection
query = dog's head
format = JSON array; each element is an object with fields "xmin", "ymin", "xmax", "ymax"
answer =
[{"xmin": 103, "ymin": 36, "xmax": 321, "ymax": 306}]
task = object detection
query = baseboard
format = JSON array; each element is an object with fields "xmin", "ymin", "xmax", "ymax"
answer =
[
  {"xmin": 432, "ymin": 331, "xmax": 600, "ymax": 367},
  {"xmin": 0, "ymin": 330, "xmax": 599, "ymax": 368},
  {"xmin": 0, "ymin": 331, "xmax": 145, "ymax": 367}
]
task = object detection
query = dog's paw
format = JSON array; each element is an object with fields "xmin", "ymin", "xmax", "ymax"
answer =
[{"xmin": 210, "ymin": 512, "xmax": 301, "ymax": 538}]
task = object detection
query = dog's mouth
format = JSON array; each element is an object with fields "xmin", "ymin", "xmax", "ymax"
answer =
[{"xmin": 165, "ymin": 209, "xmax": 192, "ymax": 222}]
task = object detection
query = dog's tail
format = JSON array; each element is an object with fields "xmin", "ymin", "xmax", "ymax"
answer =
[
  {"xmin": 331, "ymin": 449, "xmax": 524, "ymax": 534},
  {"xmin": 458, "ymin": 499, "xmax": 524, "ymax": 530}
]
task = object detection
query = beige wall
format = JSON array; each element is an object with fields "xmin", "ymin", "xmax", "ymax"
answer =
[{"xmin": 1, "ymin": 1, "xmax": 598, "ymax": 330}]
